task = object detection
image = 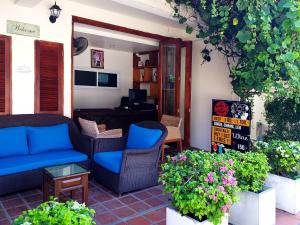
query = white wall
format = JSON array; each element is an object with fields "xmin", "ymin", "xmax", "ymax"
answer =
[
  {"xmin": 251, "ymin": 95, "xmax": 268, "ymax": 140},
  {"xmin": 190, "ymin": 40, "xmax": 239, "ymax": 150},
  {"xmin": 73, "ymin": 46, "xmax": 133, "ymax": 108}
]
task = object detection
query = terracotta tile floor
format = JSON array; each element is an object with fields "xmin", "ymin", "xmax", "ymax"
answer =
[{"xmin": 0, "ymin": 179, "xmax": 299, "ymax": 225}]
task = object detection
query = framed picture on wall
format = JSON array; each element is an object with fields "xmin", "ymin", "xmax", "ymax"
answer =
[{"xmin": 91, "ymin": 49, "xmax": 104, "ymax": 69}]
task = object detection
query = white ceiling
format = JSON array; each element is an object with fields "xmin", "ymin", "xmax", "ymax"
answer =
[
  {"xmin": 69, "ymin": 0, "xmax": 181, "ymax": 28},
  {"xmin": 74, "ymin": 31, "xmax": 159, "ymax": 53}
]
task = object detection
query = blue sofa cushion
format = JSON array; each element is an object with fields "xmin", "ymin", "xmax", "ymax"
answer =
[
  {"xmin": 0, "ymin": 150, "xmax": 88, "ymax": 176},
  {"xmin": 0, "ymin": 126, "xmax": 29, "ymax": 158},
  {"xmin": 94, "ymin": 151, "xmax": 123, "ymax": 174},
  {"xmin": 126, "ymin": 124, "xmax": 162, "ymax": 149},
  {"xmin": 27, "ymin": 123, "xmax": 73, "ymax": 154}
]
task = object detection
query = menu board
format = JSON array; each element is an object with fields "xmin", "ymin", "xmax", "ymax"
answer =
[{"xmin": 211, "ymin": 99, "xmax": 251, "ymax": 153}]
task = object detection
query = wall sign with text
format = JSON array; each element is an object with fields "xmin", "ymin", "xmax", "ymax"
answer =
[{"xmin": 211, "ymin": 99, "xmax": 251, "ymax": 152}]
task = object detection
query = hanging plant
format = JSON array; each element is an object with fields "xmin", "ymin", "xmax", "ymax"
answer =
[{"xmin": 166, "ymin": 0, "xmax": 300, "ymax": 101}]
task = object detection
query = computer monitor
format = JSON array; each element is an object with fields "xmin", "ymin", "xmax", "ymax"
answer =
[{"xmin": 129, "ymin": 89, "xmax": 147, "ymax": 103}]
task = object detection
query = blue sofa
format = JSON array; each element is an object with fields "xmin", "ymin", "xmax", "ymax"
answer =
[{"xmin": 0, "ymin": 114, "xmax": 93, "ymax": 195}]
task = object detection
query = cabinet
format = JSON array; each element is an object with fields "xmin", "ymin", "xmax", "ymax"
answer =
[{"xmin": 132, "ymin": 50, "xmax": 159, "ymax": 98}]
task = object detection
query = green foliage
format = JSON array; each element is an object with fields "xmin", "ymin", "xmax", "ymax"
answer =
[
  {"xmin": 264, "ymin": 98, "xmax": 300, "ymax": 141},
  {"xmin": 167, "ymin": 0, "xmax": 300, "ymax": 101},
  {"xmin": 159, "ymin": 150, "xmax": 239, "ymax": 225},
  {"xmin": 12, "ymin": 198, "xmax": 95, "ymax": 225},
  {"xmin": 225, "ymin": 150, "xmax": 270, "ymax": 192},
  {"xmin": 254, "ymin": 140, "xmax": 300, "ymax": 179}
]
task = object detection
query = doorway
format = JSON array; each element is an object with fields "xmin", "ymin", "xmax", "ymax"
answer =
[{"xmin": 71, "ymin": 16, "xmax": 192, "ymax": 146}]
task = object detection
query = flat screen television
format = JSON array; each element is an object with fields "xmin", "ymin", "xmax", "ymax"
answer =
[
  {"xmin": 129, "ymin": 89, "xmax": 147, "ymax": 102},
  {"xmin": 74, "ymin": 70, "xmax": 97, "ymax": 86},
  {"xmin": 98, "ymin": 72, "xmax": 118, "ymax": 88}
]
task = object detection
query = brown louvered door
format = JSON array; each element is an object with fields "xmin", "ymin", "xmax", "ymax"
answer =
[
  {"xmin": 35, "ymin": 40, "xmax": 64, "ymax": 115},
  {"xmin": 0, "ymin": 35, "xmax": 12, "ymax": 115}
]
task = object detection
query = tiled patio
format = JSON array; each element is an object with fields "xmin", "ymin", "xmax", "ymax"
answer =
[{"xmin": 0, "ymin": 179, "xmax": 299, "ymax": 225}]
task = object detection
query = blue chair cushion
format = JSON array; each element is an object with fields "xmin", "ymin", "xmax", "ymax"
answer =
[
  {"xmin": 94, "ymin": 151, "xmax": 123, "ymax": 174},
  {"xmin": 27, "ymin": 123, "xmax": 73, "ymax": 154},
  {"xmin": 126, "ymin": 124, "xmax": 162, "ymax": 149},
  {"xmin": 0, "ymin": 126, "xmax": 29, "ymax": 158},
  {"xmin": 0, "ymin": 150, "xmax": 88, "ymax": 176}
]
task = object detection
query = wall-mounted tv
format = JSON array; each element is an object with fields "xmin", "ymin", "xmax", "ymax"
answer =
[
  {"xmin": 74, "ymin": 70, "xmax": 97, "ymax": 86},
  {"xmin": 74, "ymin": 69, "xmax": 119, "ymax": 88},
  {"xmin": 98, "ymin": 72, "xmax": 118, "ymax": 88}
]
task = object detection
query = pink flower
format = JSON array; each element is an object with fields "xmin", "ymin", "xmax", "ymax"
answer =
[
  {"xmin": 220, "ymin": 166, "xmax": 227, "ymax": 172},
  {"xmin": 218, "ymin": 186, "xmax": 225, "ymax": 192},
  {"xmin": 228, "ymin": 159, "xmax": 234, "ymax": 166},
  {"xmin": 210, "ymin": 195, "xmax": 217, "ymax": 201},
  {"xmin": 179, "ymin": 155, "xmax": 187, "ymax": 161},
  {"xmin": 204, "ymin": 177, "xmax": 209, "ymax": 182},
  {"xmin": 171, "ymin": 156, "xmax": 177, "ymax": 162},
  {"xmin": 221, "ymin": 205, "xmax": 228, "ymax": 213},
  {"xmin": 222, "ymin": 177, "xmax": 228, "ymax": 185},
  {"xmin": 227, "ymin": 170, "xmax": 235, "ymax": 176},
  {"xmin": 207, "ymin": 172, "xmax": 214, "ymax": 183},
  {"xmin": 228, "ymin": 177, "xmax": 237, "ymax": 186}
]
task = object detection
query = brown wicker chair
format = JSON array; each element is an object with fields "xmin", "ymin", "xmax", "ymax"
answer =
[{"xmin": 92, "ymin": 121, "xmax": 167, "ymax": 195}]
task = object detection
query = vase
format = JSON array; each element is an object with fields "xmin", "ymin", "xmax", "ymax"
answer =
[
  {"xmin": 265, "ymin": 173, "xmax": 300, "ymax": 214},
  {"xmin": 229, "ymin": 186, "xmax": 276, "ymax": 225},
  {"xmin": 166, "ymin": 207, "xmax": 228, "ymax": 225}
]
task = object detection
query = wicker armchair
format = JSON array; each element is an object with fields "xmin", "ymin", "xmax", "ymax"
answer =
[{"xmin": 92, "ymin": 121, "xmax": 167, "ymax": 195}]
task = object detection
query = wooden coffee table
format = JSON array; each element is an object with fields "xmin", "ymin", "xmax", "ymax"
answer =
[{"xmin": 43, "ymin": 163, "xmax": 90, "ymax": 203}]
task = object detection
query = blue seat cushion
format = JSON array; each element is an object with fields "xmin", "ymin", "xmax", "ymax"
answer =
[
  {"xmin": 27, "ymin": 123, "xmax": 73, "ymax": 154},
  {"xmin": 0, "ymin": 126, "xmax": 29, "ymax": 158},
  {"xmin": 0, "ymin": 150, "xmax": 88, "ymax": 176},
  {"xmin": 94, "ymin": 151, "xmax": 123, "ymax": 174},
  {"xmin": 126, "ymin": 124, "xmax": 162, "ymax": 149}
]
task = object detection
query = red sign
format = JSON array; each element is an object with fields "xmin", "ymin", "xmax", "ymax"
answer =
[{"xmin": 214, "ymin": 101, "xmax": 229, "ymax": 117}]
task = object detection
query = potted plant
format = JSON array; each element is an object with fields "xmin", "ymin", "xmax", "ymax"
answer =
[
  {"xmin": 12, "ymin": 198, "xmax": 95, "ymax": 225},
  {"xmin": 225, "ymin": 150, "xmax": 275, "ymax": 225},
  {"xmin": 160, "ymin": 150, "xmax": 239, "ymax": 225},
  {"xmin": 255, "ymin": 140, "xmax": 300, "ymax": 214}
]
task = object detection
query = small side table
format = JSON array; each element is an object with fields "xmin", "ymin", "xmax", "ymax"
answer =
[{"xmin": 43, "ymin": 163, "xmax": 90, "ymax": 203}]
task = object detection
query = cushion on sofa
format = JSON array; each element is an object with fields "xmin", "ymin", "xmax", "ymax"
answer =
[
  {"xmin": 27, "ymin": 123, "xmax": 73, "ymax": 154},
  {"xmin": 0, "ymin": 126, "xmax": 29, "ymax": 158},
  {"xmin": 0, "ymin": 150, "xmax": 88, "ymax": 176},
  {"xmin": 94, "ymin": 151, "xmax": 123, "ymax": 174},
  {"xmin": 78, "ymin": 117, "xmax": 100, "ymax": 138},
  {"xmin": 126, "ymin": 124, "xmax": 162, "ymax": 149}
]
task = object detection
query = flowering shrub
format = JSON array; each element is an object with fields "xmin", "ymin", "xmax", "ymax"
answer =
[
  {"xmin": 225, "ymin": 150, "xmax": 270, "ymax": 192},
  {"xmin": 255, "ymin": 140, "xmax": 300, "ymax": 179},
  {"xmin": 12, "ymin": 198, "xmax": 95, "ymax": 225},
  {"xmin": 160, "ymin": 150, "xmax": 239, "ymax": 225}
]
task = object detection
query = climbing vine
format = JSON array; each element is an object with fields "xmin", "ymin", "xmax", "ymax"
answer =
[{"xmin": 166, "ymin": 0, "xmax": 300, "ymax": 101}]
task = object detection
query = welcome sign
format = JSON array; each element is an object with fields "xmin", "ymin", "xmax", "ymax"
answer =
[
  {"xmin": 211, "ymin": 99, "xmax": 251, "ymax": 153},
  {"xmin": 7, "ymin": 20, "xmax": 40, "ymax": 38}
]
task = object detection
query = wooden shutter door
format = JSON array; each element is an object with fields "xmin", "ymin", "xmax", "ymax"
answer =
[
  {"xmin": 0, "ymin": 35, "xmax": 12, "ymax": 115},
  {"xmin": 35, "ymin": 40, "xmax": 64, "ymax": 115}
]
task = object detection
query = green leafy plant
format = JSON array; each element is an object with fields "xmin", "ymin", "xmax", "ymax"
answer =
[
  {"xmin": 254, "ymin": 140, "xmax": 300, "ymax": 179},
  {"xmin": 12, "ymin": 198, "xmax": 95, "ymax": 225},
  {"xmin": 160, "ymin": 150, "xmax": 239, "ymax": 225},
  {"xmin": 225, "ymin": 150, "xmax": 270, "ymax": 192},
  {"xmin": 264, "ymin": 97, "xmax": 300, "ymax": 141},
  {"xmin": 166, "ymin": 0, "xmax": 300, "ymax": 101}
]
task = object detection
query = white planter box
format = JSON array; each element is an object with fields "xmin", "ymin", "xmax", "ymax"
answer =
[
  {"xmin": 166, "ymin": 207, "xmax": 228, "ymax": 225},
  {"xmin": 265, "ymin": 173, "xmax": 300, "ymax": 214},
  {"xmin": 229, "ymin": 187, "xmax": 276, "ymax": 225}
]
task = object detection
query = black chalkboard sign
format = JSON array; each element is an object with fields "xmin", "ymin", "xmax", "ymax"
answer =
[{"xmin": 211, "ymin": 99, "xmax": 251, "ymax": 153}]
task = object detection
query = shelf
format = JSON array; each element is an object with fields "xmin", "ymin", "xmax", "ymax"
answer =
[
  {"xmin": 133, "ymin": 66, "xmax": 157, "ymax": 69},
  {"xmin": 133, "ymin": 81, "xmax": 158, "ymax": 84}
]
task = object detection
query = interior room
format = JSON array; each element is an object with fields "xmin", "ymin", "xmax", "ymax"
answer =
[{"xmin": 72, "ymin": 23, "xmax": 161, "ymax": 135}]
